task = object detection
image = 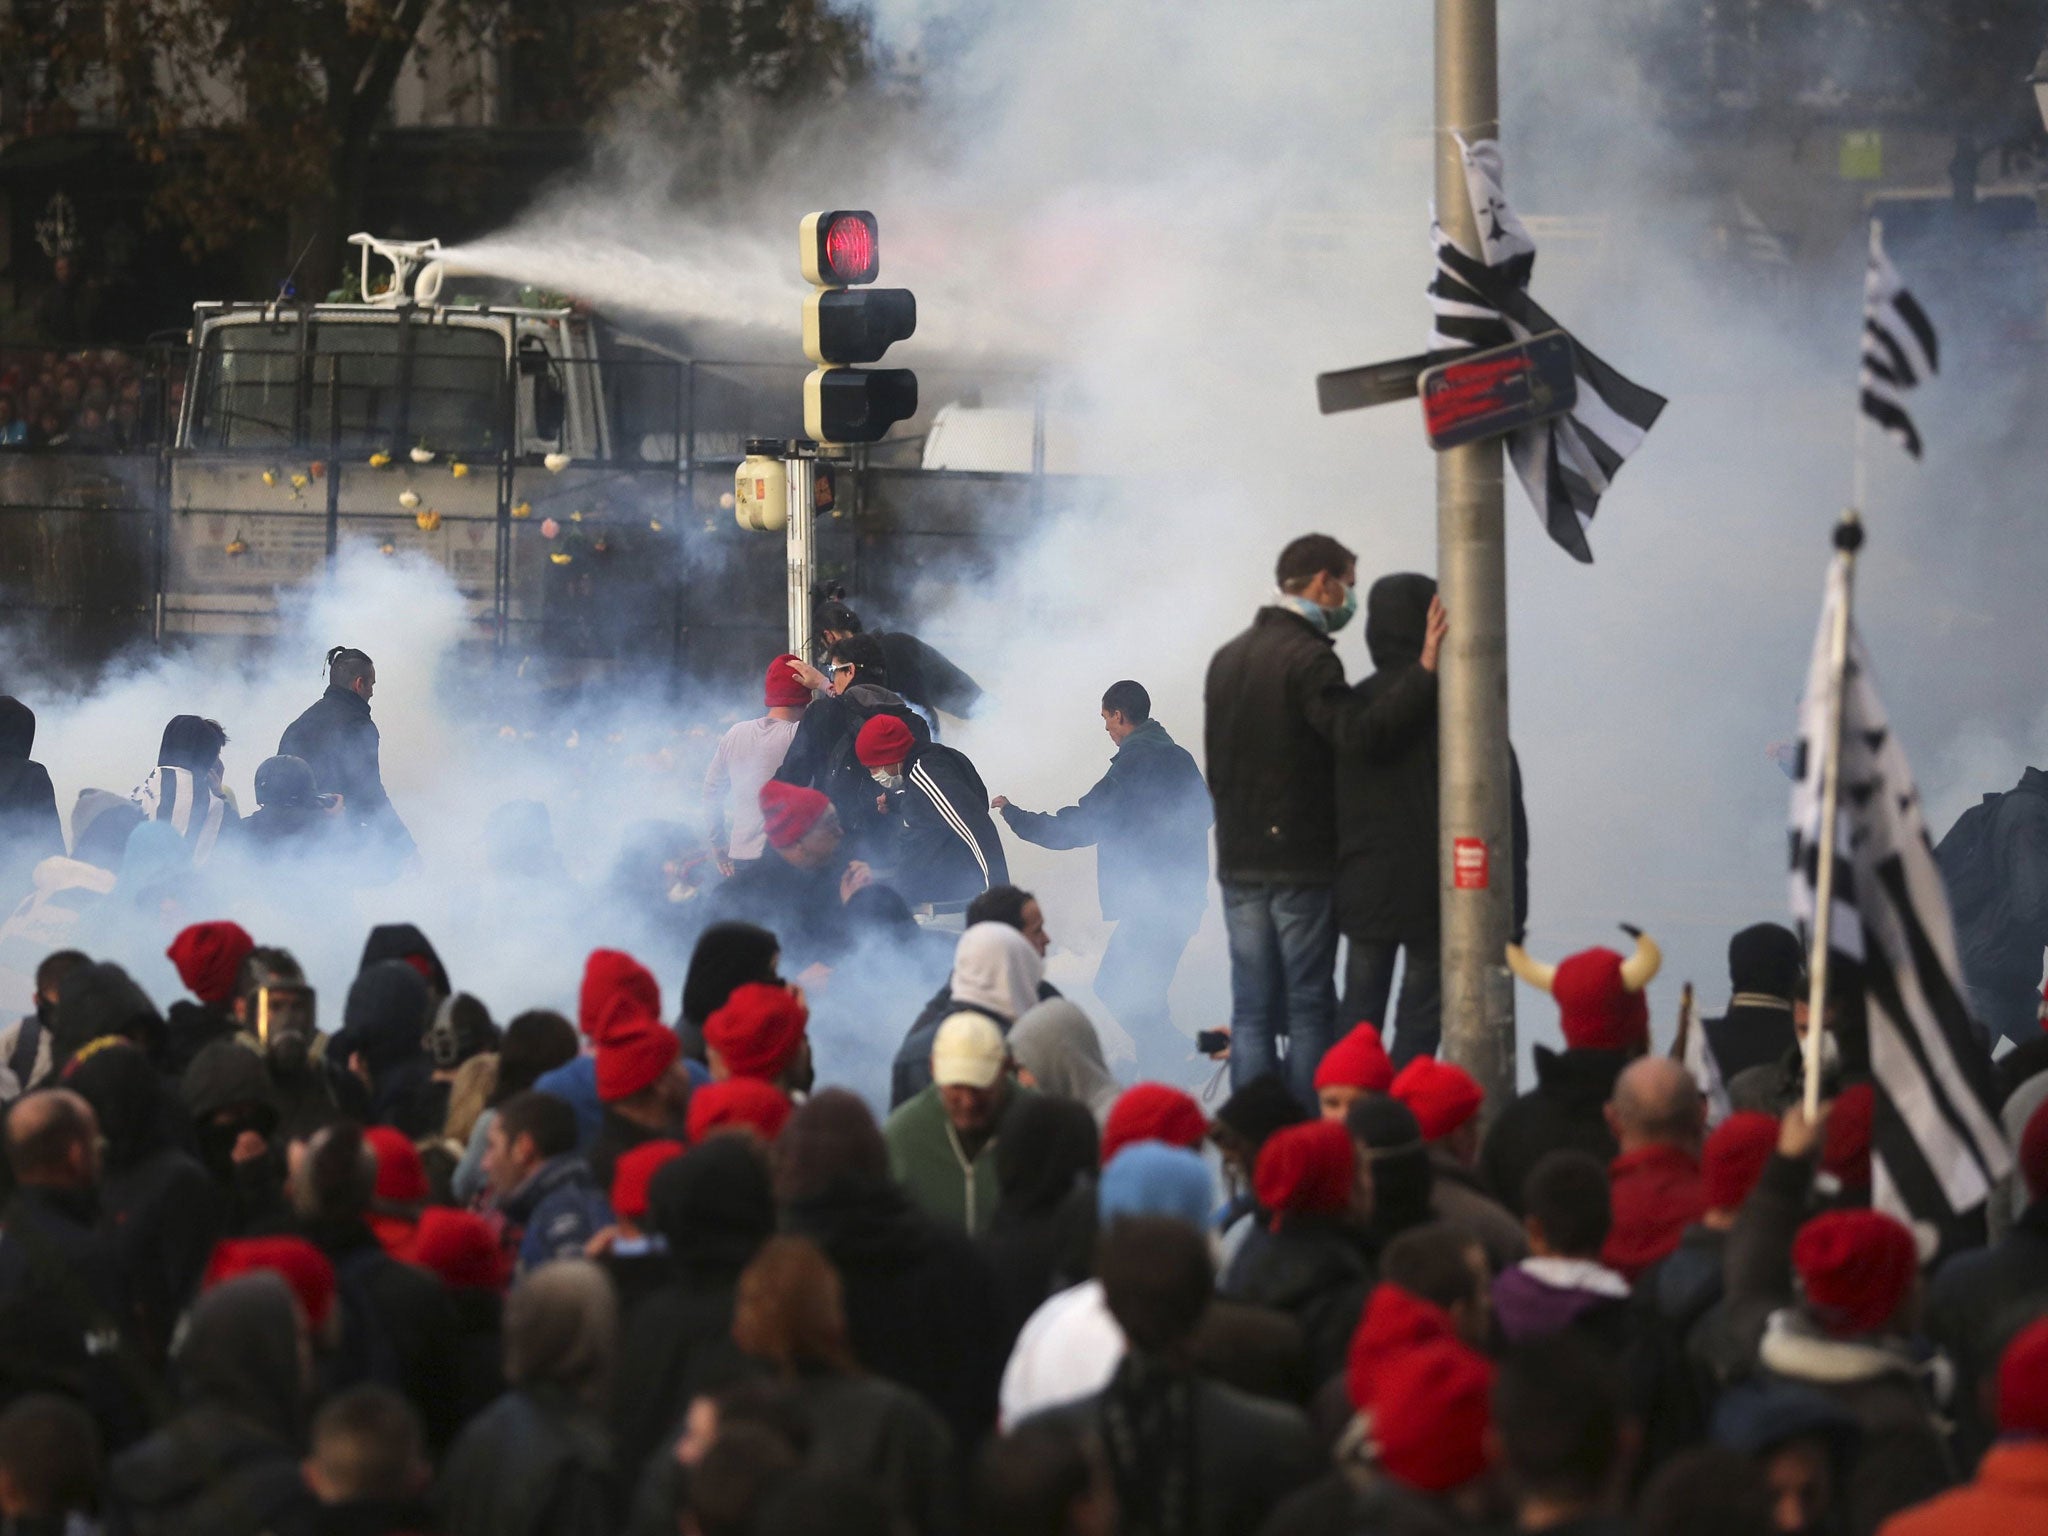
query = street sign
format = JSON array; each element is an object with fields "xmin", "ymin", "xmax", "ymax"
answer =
[
  {"xmin": 1419, "ymin": 331, "xmax": 1576, "ymax": 450},
  {"xmin": 1316, "ymin": 349, "xmax": 1462, "ymax": 414}
]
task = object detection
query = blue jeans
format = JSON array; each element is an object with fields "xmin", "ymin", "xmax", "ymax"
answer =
[
  {"xmin": 1343, "ymin": 938, "xmax": 1443, "ymax": 1068},
  {"xmin": 1222, "ymin": 882, "xmax": 1338, "ymax": 1106}
]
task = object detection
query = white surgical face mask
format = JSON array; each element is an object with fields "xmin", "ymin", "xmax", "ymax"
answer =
[{"xmin": 870, "ymin": 769, "xmax": 905, "ymax": 790}]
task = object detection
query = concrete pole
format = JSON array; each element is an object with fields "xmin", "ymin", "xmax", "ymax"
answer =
[{"xmin": 1435, "ymin": 0, "xmax": 1517, "ymax": 1114}]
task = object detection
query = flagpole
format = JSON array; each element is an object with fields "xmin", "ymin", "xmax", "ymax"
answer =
[
  {"xmin": 1803, "ymin": 511, "xmax": 1863, "ymax": 1119},
  {"xmin": 1852, "ymin": 218, "xmax": 1880, "ymax": 516}
]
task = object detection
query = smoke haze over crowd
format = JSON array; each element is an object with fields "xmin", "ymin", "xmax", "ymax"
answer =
[{"xmin": 8, "ymin": 0, "xmax": 2046, "ymax": 1080}]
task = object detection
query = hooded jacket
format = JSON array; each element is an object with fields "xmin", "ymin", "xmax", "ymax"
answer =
[
  {"xmin": 0, "ymin": 698, "xmax": 62, "ymax": 906},
  {"xmin": 610, "ymin": 1139, "xmax": 770, "ymax": 1476},
  {"xmin": 889, "ymin": 923, "xmax": 1048, "ymax": 1107},
  {"xmin": 67, "ymin": 1042, "xmax": 224, "ymax": 1361},
  {"xmin": 52, "ymin": 961, "xmax": 164, "ymax": 1069},
  {"xmin": 108, "ymin": 1275, "xmax": 313, "ymax": 1536},
  {"xmin": 1000, "ymin": 717, "xmax": 1211, "ymax": 921},
  {"xmin": 335, "ymin": 961, "xmax": 441, "ymax": 1138},
  {"xmin": 1493, "ymin": 1255, "xmax": 1633, "ymax": 1347},
  {"xmin": 783, "ymin": 1173, "xmax": 1008, "ymax": 1451},
  {"xmin": 358, "ymin": 924, "xmax": 451, "ymax": 999},
  {"xmin": 876, "ymin": 740, "xmax": 1009, "ymax": 905},
  {"xmin": 1703, "ymin": 924, "xmax": 1804, "ymax": 1081},
  {"xmin": 1476, "ymin": 1045, "xmax": 1629, "ymax": 1215},
  {"xmin": 1335, "ymin": 574, "xmax": 1528, "ymax": 943},
  {"xmin": 1204, "ymin": 605, "xmax": 1351, "ymax": 886},
  {"xmin": 979, "ymin": 1095, "xmax": 1100, "ymax": 1341},
  {"xmin": 1006, "ymin": 1000, "xmax": 1120, "ymax": 1122},
  {"xmin": 1754, "ymin": 1310, "xmax": 1956, "ymax": 1536},
  {"xmin": 179, "ymin": 1040, "xmax": 287, "ymax": 1235},
  {"xmin": 278, "ymin": 686, "xmax": 412, "ymax": 852}
]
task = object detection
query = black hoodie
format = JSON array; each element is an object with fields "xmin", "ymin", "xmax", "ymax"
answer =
[
  {"xmin": 1476, "ymin": 1045, "xmax": 1629, "ymax": 1216},
  {"xmin": 52, "ymin": 962, "xmax": 164, "ymax": 1071},
  {"xmin": 357, "ymin": 924, "xmax": 450, "ymax": 999},
  {"xmin": 1335, "ymin": 573, "xmax": 1528, "ymax": 944},
  {"xmin": 67, "ymin": 1042, "xmax": 223, "ymax": 1362},
  {"xmin": 610, "ymin": 1139, "xmax": 772, "ymax": 1476},
  {"xmin": 108, "ymin": 1274, "xmax": 313, "ymax": 1536},
  {"xmin": 782, "ymin": 1174, "xmax": 1007, "ymax": 1452},
  {"xmin": 0, "ymin": 698, "xmax": 62, "ymax": 904}
]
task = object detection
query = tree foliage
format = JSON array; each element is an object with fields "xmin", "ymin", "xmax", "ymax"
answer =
[
  {"xmin": 1629, "ymin": 0, "xmax": 2047, "ymax": 163},
  {"xmin": 2, "ymin": 0, "xmax": 871, "ymax": 291}
]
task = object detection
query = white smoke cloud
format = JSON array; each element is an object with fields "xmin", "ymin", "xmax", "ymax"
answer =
[{"xmin": 14, "ymin": 0, "xmax": 2046, "ymax": 1096}]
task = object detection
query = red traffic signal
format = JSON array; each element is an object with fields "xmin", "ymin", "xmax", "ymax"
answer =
[{"xmin": 801, "ymin": 211, "xmax": 881, "ymax": 286}]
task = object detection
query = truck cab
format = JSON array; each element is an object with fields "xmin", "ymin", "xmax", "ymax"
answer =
[{"xmin": 166, "ymin": 234, "xmax": 643, "ymax": 639}]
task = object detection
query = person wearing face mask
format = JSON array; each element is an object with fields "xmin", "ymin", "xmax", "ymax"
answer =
[
  {"xmin": 852, "ymin": 714, "xmax": 1007, "ymax": 908},
  {"xmin": 0, "ymin": 949, "xmax": 90, "ymax": 1103},
  {"xmin": 1204, "ymin": 533, "xmax": 1362, "ymax": 1109},
  {"xmin": 773, "ymin": 634, "xmax": 930, "ymax": 863}
]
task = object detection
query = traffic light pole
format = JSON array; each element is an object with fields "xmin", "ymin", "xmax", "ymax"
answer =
[
  {"xmin": 1435, "ymin": 0, "xmax": 1517, "ymax": 1115},
  {"xmin": 783, "ymin": 447, "xmax": 815, "ymax": 660}
]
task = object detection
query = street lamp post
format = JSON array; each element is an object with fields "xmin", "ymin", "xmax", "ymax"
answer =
[{"xmin": 1436, "ymin": 0, "xmax": 1518, "ymax": 1114}]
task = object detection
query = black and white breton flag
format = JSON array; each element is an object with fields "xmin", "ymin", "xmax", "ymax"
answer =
[
  {"xmin": 1860, "ymin": 221, "xmax": 1939, "ymax": 460},
  {"xmin": 1788, "ymin": 558, "xmax": 2007, "ymax": 1228},
  {"xmin": 1427, "ymin": 138, "xmax": 1666, "ymax": 563}
]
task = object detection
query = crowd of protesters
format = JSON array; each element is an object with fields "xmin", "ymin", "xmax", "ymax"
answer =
[
  {"xmin": 0, "ymin": 536, "xmax": 2038, "ymax": 1536},
  {"xmin": 0, "ymin": 349, "xmax": 172, "ymax": 453}
]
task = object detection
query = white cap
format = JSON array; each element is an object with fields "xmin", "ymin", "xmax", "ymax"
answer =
[{"xmin": 931, "ymin": 1012, "xmax": 1007, "ymax": 1090}]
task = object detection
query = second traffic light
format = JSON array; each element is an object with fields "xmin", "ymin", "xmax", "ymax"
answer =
[{"xmin": 801, "ymin": 209, "xmax": 917, "ymax": 444}]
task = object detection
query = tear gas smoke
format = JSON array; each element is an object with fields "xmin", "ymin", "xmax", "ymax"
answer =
[{"xmin": 9, "ymin": 0, "xmax": 2047, "ymax": 1092}]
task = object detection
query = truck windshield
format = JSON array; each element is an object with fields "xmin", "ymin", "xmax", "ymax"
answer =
[{"xmin": 189, "ymin": 318, "xmax": 507, "ymax": 452}]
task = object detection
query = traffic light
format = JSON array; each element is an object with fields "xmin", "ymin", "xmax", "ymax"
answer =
[{"xmin": 800, "ymin": 210, "xmax": 917, "ymax": 444}]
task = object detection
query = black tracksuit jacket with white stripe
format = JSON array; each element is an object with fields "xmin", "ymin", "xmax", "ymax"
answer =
[{"xmin": 880, "ymin": 743, "xmax": 1008, "ymax": 905}]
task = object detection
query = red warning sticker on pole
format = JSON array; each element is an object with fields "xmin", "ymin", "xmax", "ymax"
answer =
[{"xmin": 1453, "ymin": 838, "xmax": 1489, "ymax": 890}]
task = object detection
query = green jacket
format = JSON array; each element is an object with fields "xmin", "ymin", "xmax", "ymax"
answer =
[{"xmin": 883, "ymin": 1082, "xmax": 1036, "ymax": 1236}]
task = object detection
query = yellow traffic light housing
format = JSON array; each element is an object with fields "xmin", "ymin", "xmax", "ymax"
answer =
[{"xmin": 800, "ymin": 209, "xmax": 917, "ymax": 444}]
